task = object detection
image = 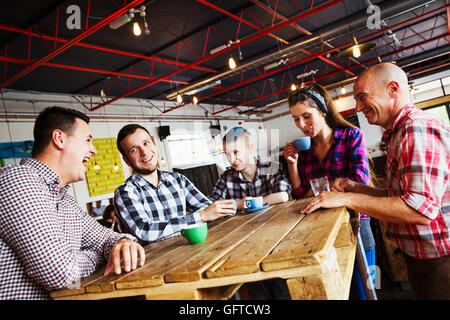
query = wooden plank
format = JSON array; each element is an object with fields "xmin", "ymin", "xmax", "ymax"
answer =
[
  {"xmin": 261, "ymin": 206, "xmax": 348, "ymax": 271},
  {"xmin": 206, "ymin": 202, "xmax": 305, "ymax": 278},
  {"xmin": 163, "ymin": 201, "xmax": 295, "ymax": 283},
  {"xmin": 286, "ymin": 247, "xmax": 344, "ymax": 300},
  {"xmin": 84, "ymin": 233, "xmax": 189, "ymax": 293},
  {"xmin": 114, "ymin": 203, "xmax": 293, "ymax": 290}
]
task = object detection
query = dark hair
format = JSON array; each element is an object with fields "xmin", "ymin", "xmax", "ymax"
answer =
[
  {"xmin": 116, "ymin": 124, "xmax": 151, "ymax": 159},
  {"xmin": 288, "ymin": 83, "xmax": 354, "ymax": 130},
  {"xmin": 32, "ymin": 106, "xmax": 90, "ymax": 157},
  {"xmin": 102, "ymin": 204, "xmax": 116, "ymax": 221}
]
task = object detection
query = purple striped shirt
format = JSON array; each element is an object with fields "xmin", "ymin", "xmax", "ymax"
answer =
[{"xmin": 292, "ymin": 127, "xmax": 370, "ymax": 219}]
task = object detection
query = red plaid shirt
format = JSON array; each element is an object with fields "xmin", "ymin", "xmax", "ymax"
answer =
[
  {"xmin": 383, "ymin": 104, "xmax": 450, "ymax": 259},
  {"xmin": 0, "ymin": 158, "xmax": 134, "ymax": 299}
]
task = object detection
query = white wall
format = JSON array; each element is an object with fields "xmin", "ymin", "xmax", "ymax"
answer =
[{"xmin": 0, "ymin": 90, "xmax": 263, "ymax": 211}]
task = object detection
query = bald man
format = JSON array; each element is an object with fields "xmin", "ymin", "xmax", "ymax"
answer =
[{"xmin": 301, "ymin": 63, "xmax": 450, "ymax": 299}]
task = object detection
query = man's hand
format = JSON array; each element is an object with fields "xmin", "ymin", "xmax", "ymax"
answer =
[
  {"xmin": 331, "ymin": 178, "xmax": 357, "ymax": 192},
  {"xmin": 237, "ymin": 197, "xmax": 252, "ymax": 210},
  {"xmin": 300, "ymin": 191, "xmax": 348, "ymax": 214},
  {"xmin": 200, "ymin": 199, "xmax": 236, "ymax": 222},
  {"xmin": 104, "ymin": 238, "xmax": 146, "ymax": 276}
]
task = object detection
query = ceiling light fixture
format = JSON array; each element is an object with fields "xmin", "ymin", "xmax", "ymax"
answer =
[
  {"xmin": 337, "ymin": 35, "xmax": 376, "ymax": 59},
  {"xmin": 228, "ymin": 56, "xmax": 237, "ymax": 70},
  {"xmin": 109, "ymin": 6, "xmax": 149, "ymax": 36},
  {"xmin": 290, "ymin": 83, "xmax": 297, "ymax": 91},
  {"xmin": 193, "ymin": 96, "xmax": 198, "ymax": 104},
  {"xmin": 176, "ymin": 94, "xmax": 183, "ymax": 104},
  {"xmin": 133, "ymin": 21, "xmax": 142, "ymax": 36}
]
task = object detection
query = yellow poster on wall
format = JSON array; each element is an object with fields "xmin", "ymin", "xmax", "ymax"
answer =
[{"xmin": 85, "ymin": 138, "xmax": 125, "ymax": 197}]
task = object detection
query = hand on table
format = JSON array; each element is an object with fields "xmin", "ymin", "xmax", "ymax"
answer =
[
  {"xmin": 104, "ymin": 238, "xmax": 146, "ymax": 276},
  {"xmin": 200, "ymin": 199, "xmax": 236, "ymax": 222},
  {"xmin": 331, "ymin": 178, "xmax": 357, "ymax": 192},
  {"xmin": 300, "ymin": 191, "xmax": 349, "ymax": 215}
]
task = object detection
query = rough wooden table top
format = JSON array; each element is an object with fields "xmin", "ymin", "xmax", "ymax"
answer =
[{"xmin": 51, "ymin": 198, "xmax": 357, "ymax": 300}]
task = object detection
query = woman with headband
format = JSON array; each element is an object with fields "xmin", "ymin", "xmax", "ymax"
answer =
[{"xmin": 283, "ymin": 83, "xmax": 375, "ymax": 300}]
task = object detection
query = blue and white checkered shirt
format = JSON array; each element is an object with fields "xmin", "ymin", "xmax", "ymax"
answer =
[
  {"xmin": 114, "ymin": 170, "xmax": 211, "ymax": 244},
  {"xmin": 209, "ymin": 160, "xmax": 291, "ymax": 201}
]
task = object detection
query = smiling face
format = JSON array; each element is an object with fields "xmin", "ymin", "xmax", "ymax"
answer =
[
  {"xmin": 289, "ymin": 101, "xmax": 327, "ymax": 138},
  {"xmin": 224, "ymin": 135, "xmax": 254, "ymax": 172},
  {"xmin": 353, "ymin": 73, "xmax": 393, "ymax": 128},
  {"xmin": 63, "ymin": 118, "xmax": 97, "ymax": 183},
  {"xmin": 120, "ymin": 128, "xmax": 158, "ymax": 176}
]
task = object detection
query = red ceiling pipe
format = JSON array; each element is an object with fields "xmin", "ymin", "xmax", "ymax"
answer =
[
  {"xmin": 0, "ymin": 0, "xmax": 146, "ymax": 89},
  {"xmin": 196, "ymin": 0, "xmax": 289, "ymax": 44},
  {"xmin": 0, "ymin": 24, "xmax": 216, "ymax": 74},
  {"xmin": 163, "ymin": 2, "xmax": 450, "ymax": 114},
  {"xmin": 198, "ymin": 0, "xmax": 352, "ymax": 77},
  {"xmin": 89, "ymin": 0, "xmax": 344, "ymax": 112},
  {"xmin": 237, "ymin": 32, "xmax": 450, "ymax": 116},
  {"xmin": 0, "ymin": 55, "xmax": 189, "ymax": 85}
]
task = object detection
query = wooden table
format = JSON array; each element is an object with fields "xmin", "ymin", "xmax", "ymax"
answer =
[{"xmin": 51, "ymin": 198, "xmax": 358, "ymax": 300}]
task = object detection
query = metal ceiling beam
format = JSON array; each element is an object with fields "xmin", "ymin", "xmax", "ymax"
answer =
[
  {"xmin": 237, "ymin": 32, "xmax": 450, "ymax": 117},
  {"xmin": 164, "ymin": 0, "xmax": 438, "ymax": 102},
  {"xmin": 72, "ymin": 1, "xmax": 255, "ymax": 95},
  {"xmin": 0, "ymin": 24, "xmax": 216, "ymax": 74},
  {"xmin": 88, "ymin": 0, "xmax": 344, "ymax": 112},
  {"xmin": 164, "ymin": 3, "xmax": 450, "ymax": 114},
  {"xmin": 0, "ymin": 0, "xmax": 145, "ymax": 89},
  {"xmin": 0, "ymin": 55, "xmax": 189, "ymax": 85}
]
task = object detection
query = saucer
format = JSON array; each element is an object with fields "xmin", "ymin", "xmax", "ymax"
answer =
[{"xmin": 244, "ymin": 203, "xmax": 269, "ymax": 213}]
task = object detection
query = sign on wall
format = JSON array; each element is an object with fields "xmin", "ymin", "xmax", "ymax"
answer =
[{"xmin": 85, "ymin": 138, "xmax": 125, "ymax": 197}]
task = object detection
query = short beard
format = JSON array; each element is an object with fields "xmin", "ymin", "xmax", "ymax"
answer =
[{"xmin": 131, "ymin": 165, "xmax": 157, "ymax": 176}]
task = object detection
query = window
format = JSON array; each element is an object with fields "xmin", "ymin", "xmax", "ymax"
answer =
[
  {"xmin": 423, "ymin": 104, "xmax": 450, "ymax": 124},
  {"xmin": 166, "ymin": 129, "xmax": 219, "ymax": 168}
]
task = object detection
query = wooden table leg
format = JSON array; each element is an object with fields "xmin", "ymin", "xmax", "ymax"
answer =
[{"xmin": 286, "ymin": 248, "xmax": 345, "ymax": 300}]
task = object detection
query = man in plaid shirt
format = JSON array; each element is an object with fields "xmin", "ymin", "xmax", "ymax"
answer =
[
  {"xmin": 302, "ymin": 63, "xmax": 449, "ymax": 299},
  {"xmin": 209, "ymin": 127, "xmax": 291, "ymax": 300},
  {"xmin": 114, "ymin": 124, "xmax": 235, "ymax": 245},
  {"xmin": 209, "ymin": 127, "xmax": 291, "ymax": 210},
  {"xmin": 0, "ymin": 107, "xmax": 145, "ymax": 300}
]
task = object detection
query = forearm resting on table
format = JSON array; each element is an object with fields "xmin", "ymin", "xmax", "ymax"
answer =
[
  {"xmin": 345, "ymin": 193, "xmax": 430, "ymax": 225},
  {"xmin": 263, "ymin": 192, "xmax": 289, "ymax": 205}
]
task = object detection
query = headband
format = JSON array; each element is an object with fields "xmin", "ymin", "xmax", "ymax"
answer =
[{"xmin": 296, "ymin": 88, "xmax": 328, "ymax": 114}]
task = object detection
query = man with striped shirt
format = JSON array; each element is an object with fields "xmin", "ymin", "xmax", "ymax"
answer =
[
  {"xmin": 302, "ymin": 63, "xmax": 449, "ymax": 299},
  {"xmin": 114, "ymin": 124, "xmax": 235, "ymax": 245}
]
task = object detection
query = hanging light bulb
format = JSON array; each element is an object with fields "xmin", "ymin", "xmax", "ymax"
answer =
[
  {"xmin": 193, "ymin": 96, "xmax": 198, "ymax": 104},
  {"xmin": 290, "ymin": 83, "xmax": 297, "ymax": 91},
  {"xmin": 340, "ymin": 86, "xmax": 346, "ymax": 94},
  {"xmin": 300, "ymin": 82, "xmax": 305, "ymax": 88},
  {"xmin": 100, "ymin": 88, "xmax": 106, "ymax": 98},
  {"xmin": 133, "ymin": 21, "xmax": 142, "ymax": 36},
  {"xmin": 176, "ymin": 94, "xmax": 183, "ymax": 104},
  {"xmin": 228, "ymin": 56, "xmax": 237, "ymax": 70},
  {"xmin": 352, "ymin": 45, "xmax": 361, "ymax": 58}
]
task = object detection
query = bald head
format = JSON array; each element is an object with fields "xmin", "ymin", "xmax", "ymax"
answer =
[
  {"xmin": 357, "ymin": 62, "xmax": 409, "ymax": 94},
  {"xmin": 353, "ymin": 63, "xmax": 412, "ymax": 128}
]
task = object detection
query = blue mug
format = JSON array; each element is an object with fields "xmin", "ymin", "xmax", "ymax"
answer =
[
  {"xmin": 245, "ymin": 196, "xmax": 264, "ymax": 210},
  {"xmin": 293, "ymin": 137, "xmax": 311, "ymax": 151}
]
